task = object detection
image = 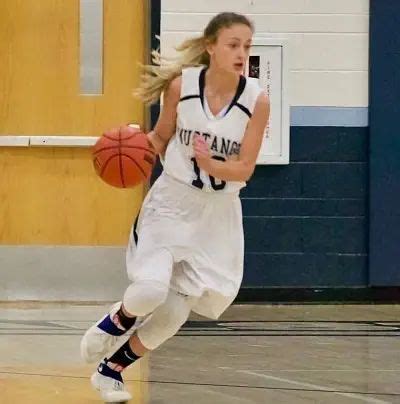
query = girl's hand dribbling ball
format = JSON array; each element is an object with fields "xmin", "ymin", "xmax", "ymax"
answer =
[{"xmin": 92, "ymin": 125, "xmax": 155, "ymax": 188}]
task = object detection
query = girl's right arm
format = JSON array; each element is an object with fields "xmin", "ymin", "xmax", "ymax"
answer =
[{"xmin": 147, "ymin": 75, "xmax": 181, "ymax": 156}]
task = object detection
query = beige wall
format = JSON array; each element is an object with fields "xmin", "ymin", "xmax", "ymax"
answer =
[{"xmin": 161, "ymin": 0, "xmax": 369, "ymax": 107}]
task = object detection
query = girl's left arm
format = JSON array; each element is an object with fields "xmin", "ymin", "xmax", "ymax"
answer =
[{"xmin": 194, "ymin": 92, "xmax": 270, "ymax": 182}]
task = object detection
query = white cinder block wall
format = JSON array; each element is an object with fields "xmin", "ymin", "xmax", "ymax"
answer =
[{"xmin": 161, "ymin": 0, "xmax": 369, "ymax": 109}]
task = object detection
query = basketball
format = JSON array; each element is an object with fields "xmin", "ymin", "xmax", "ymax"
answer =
[{"xmin": 92, "ymin": 125, "xmax": 155, "ymax": 188}]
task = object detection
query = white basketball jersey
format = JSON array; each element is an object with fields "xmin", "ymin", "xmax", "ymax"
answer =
[{"xmin": 163, "ymin": 66, "xmax": 263, "ymax": 194}]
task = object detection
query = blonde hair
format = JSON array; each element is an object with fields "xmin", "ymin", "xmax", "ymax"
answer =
[{"xmin": 134, "ymin": 12, "xmax": 254, "ymax": 105}]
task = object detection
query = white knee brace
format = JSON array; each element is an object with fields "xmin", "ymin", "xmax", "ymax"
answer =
[
  {"xmin": 136, "ymin": 289, "xmax": 198, "ymax": 350},
  {"xmin": 122, "ymin": 280, "xmax": 169, "ymax": 317}
]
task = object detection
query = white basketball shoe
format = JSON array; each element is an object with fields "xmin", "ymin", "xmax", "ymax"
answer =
[{"xmin": 91, "ymin": 362, "xmax": 132, "ymax": 403}]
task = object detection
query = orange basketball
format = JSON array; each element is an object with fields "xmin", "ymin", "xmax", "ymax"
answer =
[{"xmin": 92, "ymin": 125, "xmax": 155, "ymax": 188}]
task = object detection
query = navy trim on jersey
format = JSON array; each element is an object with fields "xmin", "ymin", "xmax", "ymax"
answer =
[
  {"xmin": 234, "ymin": 102, "xmax": 252, "ymax": 118},
  {"xmin": 180, "ymin": 95, "xmax": 200, "ymax": 102},
  {"xmin": 225, "ymin": 75, "xmax": 247, "ymax": 115},
  {"xmin": 198, "ymin": 67, "xmax": 248, "ymax": 118}
]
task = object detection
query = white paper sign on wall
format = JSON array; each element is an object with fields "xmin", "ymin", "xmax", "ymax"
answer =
[{"xmin": 246, "ymin": 38, "xmax": 290, "ymax": 165}]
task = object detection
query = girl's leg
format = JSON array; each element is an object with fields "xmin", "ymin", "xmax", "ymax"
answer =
[
  {"xmin": 92, "ymin": 289, "xmax": 197, "ymax": 401},
  {"xmin": 80, "ymin": 248, "xmax": 173, "ymax": 363}
]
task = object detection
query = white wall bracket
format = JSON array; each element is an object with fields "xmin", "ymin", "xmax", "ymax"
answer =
[{"xmin": 0, "ymin": 125, "xmax": 140, "ymax": 148}]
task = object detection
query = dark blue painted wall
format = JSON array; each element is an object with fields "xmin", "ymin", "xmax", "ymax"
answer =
[
  {"xmin": 242, "ymin": 127, "xmax": 368, "ymax": 287},
  {"xmin": 369, "ymin": 0, "xmax": 400, "ymax": 285}
]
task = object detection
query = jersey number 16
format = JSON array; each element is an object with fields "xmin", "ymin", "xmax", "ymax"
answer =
[{"xmin": 191, "ymin": 156, "xmax": 226, "ymax": 191}]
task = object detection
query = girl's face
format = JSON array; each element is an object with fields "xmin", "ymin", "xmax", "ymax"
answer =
[{"xmin": 207, "ymin": 24, "xmax": 253, "ymax": 75}]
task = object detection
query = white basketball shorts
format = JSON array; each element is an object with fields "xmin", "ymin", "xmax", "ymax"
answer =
[{"xmin": 126, "ymin": 173, "xmax": 244, "ymax": 319}]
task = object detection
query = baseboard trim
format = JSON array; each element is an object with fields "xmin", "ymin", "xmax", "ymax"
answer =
[
  {"xmin": 235, "ymin": 287, "xmax": 400, "ymax": 304},
  {"xmin": 2, "ymin": 287, "xmax": 399, "ymax": 307}
]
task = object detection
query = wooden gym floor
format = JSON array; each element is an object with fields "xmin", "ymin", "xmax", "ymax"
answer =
[{"xmin": 0, "ymin": 303, "xmax": 399, "ymax": 403}]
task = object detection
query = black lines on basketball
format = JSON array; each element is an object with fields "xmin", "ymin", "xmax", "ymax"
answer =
[
  {"xmin": 120, "ymin": 154, "xmax": 147, "ymax": 179},
  {"xmin": 92, "ymin": 145, "xmax": 156, "ymax": 156},
  {"xmin": 93, "ymin": 156, "xmax": 101, "ymax": 172},
  {"xmin": 143, "ymin": 153, "xmax": 155, "ymax": 166},
  {"xmin": 99, "ymin": 154, "xmax": 116, "ymax": 178},
  {"xmin": 118, "ymin": 131, "xmax": 126, "ymax": 188},
  {"xmin": 102, "ymin": 132, "xmax": 137, "ymax": 142}
]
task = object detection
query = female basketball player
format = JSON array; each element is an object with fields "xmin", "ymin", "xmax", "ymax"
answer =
[{"xmin": 81, "ymin": 12, "xmax": 269, "ymax": 402}]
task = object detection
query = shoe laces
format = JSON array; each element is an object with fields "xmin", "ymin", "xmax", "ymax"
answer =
[{"xmin": 113, "ymin": 379, "xmax": 124, "ymax": 391}]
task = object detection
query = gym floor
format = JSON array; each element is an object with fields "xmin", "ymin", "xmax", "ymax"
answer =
[{"xmin": 1, "ymin": 303, "xmax": 399, "ymax": 403}]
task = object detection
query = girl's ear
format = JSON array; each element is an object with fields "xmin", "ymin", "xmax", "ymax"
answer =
[{"xmin": 205, "ymin": 39, "xmax": 215, "ymax": 56}]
